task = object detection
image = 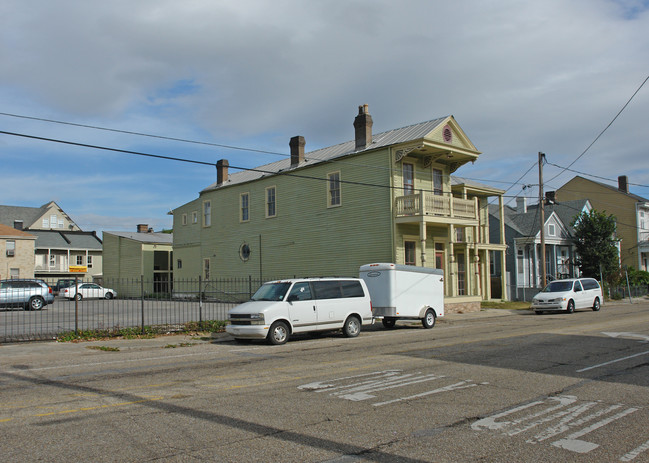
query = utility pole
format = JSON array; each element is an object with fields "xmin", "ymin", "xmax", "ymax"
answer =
[{"xmin": 539, "ymin": 152, "xmax": 546, "ymax": 288}]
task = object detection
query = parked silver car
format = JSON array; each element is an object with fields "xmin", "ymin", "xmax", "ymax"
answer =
[{"xmin": 0, "ymin": 279, "xmax": 55, "ymax": 310}]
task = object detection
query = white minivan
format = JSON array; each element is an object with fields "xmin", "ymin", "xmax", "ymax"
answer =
[
  {"xmin": 226, "ymin": 277, "xmax": 374, "ymax": 345},
  {"xmin": 531, "ymin": 278, "xmax": 603, "ymax": 314}
]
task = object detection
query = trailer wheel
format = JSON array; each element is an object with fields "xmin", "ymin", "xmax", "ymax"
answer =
[
  {"xmin": 382, "ymin": 317, "xmax": 396, "ymax": 329},
  {"xmin": 421, "ymin": 308, "xmax": 436, "ymax": 329}
]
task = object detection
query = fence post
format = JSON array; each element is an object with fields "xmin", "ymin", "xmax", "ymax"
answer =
[
  {"xmin": 198, "ymin": 276, "xmax": 203, "ymax": 324},
  {"xmin": 141, "ymin": 276, "xmax": 145, "ymax": 334}
]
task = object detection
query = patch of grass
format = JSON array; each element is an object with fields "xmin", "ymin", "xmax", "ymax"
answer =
[
  {"xmin": 56, "ymin": 320, "xmax": 226, "ymax": 343},
  {"xmin": 87, "ymin": 345, "xmax": 120, "ymax": 352},
  {"xmin": 481, "ymin": 300, "xmax": 531, "ymax": 310},
  {"xmin": 164, "ymin": 342, "xmax": 194, "ymax": 349}
]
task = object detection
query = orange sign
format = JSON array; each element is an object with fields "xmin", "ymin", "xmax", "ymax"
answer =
[{"xmin": 69, "ymin": 266, "xmax": 87, "ymax": 273}]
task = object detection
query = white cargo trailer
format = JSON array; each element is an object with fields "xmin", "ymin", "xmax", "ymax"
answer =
[{"xmin": 359, "ymin": 263, "xmax": 444, "ymax": 329}]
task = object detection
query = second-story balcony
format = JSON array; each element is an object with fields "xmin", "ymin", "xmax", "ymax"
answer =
[{"xmin": 395, "ymin": 192, "xmax": 479, "ymax": 223}]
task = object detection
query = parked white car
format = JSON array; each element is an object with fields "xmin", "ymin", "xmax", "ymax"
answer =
[
  {"xmin": 531, "ymin": 278, "xmax": 602, "ymax": 314},
  {"xmin": 62, "ymin": 283, "xmax": 117, "ymax": 301},
  {"xmin": 226, "ymin": 277, "xmax": 374, "ymax": 345}
]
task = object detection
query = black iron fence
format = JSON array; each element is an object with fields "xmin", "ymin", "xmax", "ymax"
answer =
[
  {"xmin": 608, "ymin": 284, "xmax": 649, "ymax": 300},
  {"xmin": 1, "ymin": 277, "xmax": 269, "ymax": 343}
]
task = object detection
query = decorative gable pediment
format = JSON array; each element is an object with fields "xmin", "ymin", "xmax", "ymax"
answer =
[{"xmin": 423, "ymin": 116, "xmax": 479, "ymax": 153}]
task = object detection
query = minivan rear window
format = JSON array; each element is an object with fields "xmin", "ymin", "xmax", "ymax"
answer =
[{"xmin": 581, "ymin": 279, "xmax": 600, "ymax": 290}]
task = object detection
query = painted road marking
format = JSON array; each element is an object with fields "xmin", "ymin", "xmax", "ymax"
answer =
[
  {"xmin": 298, "ymin": 370, "xmax": 487, "ymax": 406},
  {"xmin": 602, "ymin": 332, "xmax": 649, "ymax": 343},
  {"xmin": 473, "ymin": 395, "xmax": 645, "ymax": 459},
  {"xmin": 577, "ymin": 350, "xmax": 649, "ymax": 373}
]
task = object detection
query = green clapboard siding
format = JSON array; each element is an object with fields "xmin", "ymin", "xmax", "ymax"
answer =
[{"xmin": 174, "ymin": 148, "xmax": 395, "ymax": 280}]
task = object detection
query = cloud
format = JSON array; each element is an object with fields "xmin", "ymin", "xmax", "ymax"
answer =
[{"xmin": 1, "ymin": 0, "xmax": 648, "ymax": 230}]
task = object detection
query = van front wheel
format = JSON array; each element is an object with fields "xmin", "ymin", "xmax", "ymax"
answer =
[
  {"xmin": 267, "ymin": 321, "xmax": 289, "ymax": 345},
  {"xmin": 343, "ymin": 316, "xmax": 361, "ymax": 338},
  {"xmin": 422, "ymin": 308, "xmax": 436, "ymax": 329}
]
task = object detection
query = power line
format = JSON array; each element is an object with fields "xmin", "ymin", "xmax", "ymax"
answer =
[
  {"xmin": 2, "ymin": 128, "xmax": 539, "ymax": 201},
  {"xmin": 545, "ymin": 161, "xmax": 649, "ymax": 188},
  {"xmin": 546, "ymin": 74, "xmax": 649, "ymax": 184},
  {"xmin": 0, "ymin": 110, "xmax": 537, "ymax": 189},
  {"xmin": 0, "ymin": 111, "xmax": 289, "ymax": 158}
]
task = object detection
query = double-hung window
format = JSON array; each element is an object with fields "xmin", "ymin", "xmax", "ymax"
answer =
[
  {"xmin": 203, "ymin": 201, "xmax": 211, "ymax": 227},
  {"xmin": 403, "ymin": 163, "xmax": 414, "ymax": 195},
  {"xmin": 405, "ymin": 240, "xmax": 416, "ymax": 266},
  {"xmin": 433, "ymin": 168, "xmax": 443, "ymax": 196},
  {"xmin": 327, "ymin": 172, "xmax": 341, "ymax": 207},
  {"xmin": 240, "ymin": 193, "xmax": 250, "ymax": 222},
  {"xmin": 266, "ymin": 186, "xmax": 276, "ymax": 218}
]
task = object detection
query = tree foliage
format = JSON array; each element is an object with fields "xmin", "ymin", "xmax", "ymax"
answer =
[{"xmin": 571, "ymin": 209, "xmax": 618, "ymax": 280}]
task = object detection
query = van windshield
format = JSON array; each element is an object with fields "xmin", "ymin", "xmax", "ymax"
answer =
[
  {"xmin": 251, "ymin": 282, "xmax": 292, "ymax": 301},
  {"xmin": 542, "ymin": 281, "xmax": 573, "ymax": 293}
]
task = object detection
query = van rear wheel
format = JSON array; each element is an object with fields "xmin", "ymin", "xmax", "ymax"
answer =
[
  {"xmin": 267, "ymin": 321, "xmax": 289, "ymax": 345},
  {"xmin": 422, "ymin": 308, "xmax": 436, "ymax": 329},
  {"xmin": 382, "ymin": 317, "xmax": 396, "ymax": 329},
  {"xmin": 343, "ymin": 315, "xmax": 361, "ymax": 338}
]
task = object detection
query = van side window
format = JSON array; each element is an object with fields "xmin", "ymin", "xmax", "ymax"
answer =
[
  {"xmin": 313, "ymin": 281, "xmax": 343, "ymax": 299},
  {"xmin": 288, "ymin": 282, "xmax": 313, "ymax": 301},
  {"xmin": 313, "ymin": 280, "xmax": 365, "ymax": 299},
  {"xmin": 573, "ymin": 281, "xmax": 583, "ymax": 292},
  {"xmin": 581, "ymin": 279, "xmax": 599, "ymax": 290},
  {"xmin": 340, "ymin": 280, "xmax": 365, "ymax": 297}
]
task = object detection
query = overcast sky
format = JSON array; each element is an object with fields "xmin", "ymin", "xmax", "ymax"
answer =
[{"xmin": 1, "ymin": 0, "xmax": 648, "ymax": 235}]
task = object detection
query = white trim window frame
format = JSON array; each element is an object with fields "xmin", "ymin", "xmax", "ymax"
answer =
[
  {"xmin": 192, "ymin": 211, "xmax": 198, "ymax": 224},
  {"xmin": 240, "ymin": 192, "xmax": 250, "ymax": 222},
  {"xmin": 182, "ymin": 213, "xmax": 187, "ymax": 226},
  {"xmin": 403, "ymin": 236, "xmax": 418, "ymax": 266},
  {"xmin": 327, "ymin": 171, "xmax": 341, "ymax": 207},
  {"xmin": 203, "ymin": 200, "xmax": 211, "ymax": 227},
  {"xmin": 265, "ymin": 186, "xmax": 277, "ymax": 218}
]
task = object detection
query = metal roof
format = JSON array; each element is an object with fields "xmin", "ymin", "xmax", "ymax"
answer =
[
  {"xmin": 28, "ymin": 230, "xmax": 103, "ymax": 250},
  {"xmin": 103, "ymin": 231, "xmax": 173, "ymax": 244},
  {"xmin": 201, "ymin": 117, "xmax": 449, "ymax": 193}
]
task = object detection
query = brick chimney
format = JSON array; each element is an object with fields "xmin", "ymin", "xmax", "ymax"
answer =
[
  {"xmin": 618, "ymin": 175, "xmax": 629, "ymax": 194},
  {"xmin": 290, "ymin": 135, "xmax": 305, "ymax": 167},
  {"xmin": 217, "ymin": 159, "xmax": 229, "ymax": 185},
  {"xmin": 353, "ymin": 104, "xmax": 373, "ymax": 150},
  {"xmin": 137, "ymin": 224, "xmax": 148, "ymax": 233}
]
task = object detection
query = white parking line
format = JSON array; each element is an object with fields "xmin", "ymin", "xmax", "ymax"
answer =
[{"xmin": 576, "ymin": 350, "xmax": 649, "ymax": 372}]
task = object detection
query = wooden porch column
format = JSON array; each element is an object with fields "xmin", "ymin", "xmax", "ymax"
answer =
[{"xmin": 419, "ymin": 220, "xmax": 427, "ymax": 265}]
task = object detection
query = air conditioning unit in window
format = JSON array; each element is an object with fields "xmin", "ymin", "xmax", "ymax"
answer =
[{"xmin": 6, "ymin": 249, "xmax": 15, "ymax": 257}]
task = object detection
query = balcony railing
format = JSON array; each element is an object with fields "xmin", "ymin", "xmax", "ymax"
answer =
[
  {"xmin": 395, "ymin": 192, "xmax": 478, "ymax": 220},
  {"xmin": 35, "ymin": 264, "xmax": 70, "ymax": 272}
]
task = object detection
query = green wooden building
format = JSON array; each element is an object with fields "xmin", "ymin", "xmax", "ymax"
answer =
[{"xmin": 172, "ymin": 105, "xmax": 507, "ymax": 312}]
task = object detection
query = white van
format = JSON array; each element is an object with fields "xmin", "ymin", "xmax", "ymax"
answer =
[
  {"xmin": 531, "ymin": 278, "xmax": 603, "ymax": 314},
  {"xmin": 359, "ymin": 263, "xmax": 444, "ymax": 329},
  {"xmin": 226, "ymin": 277, "xmax": 374, "ymax": 345}
]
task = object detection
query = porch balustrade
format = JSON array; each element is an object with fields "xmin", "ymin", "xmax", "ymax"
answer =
[{"xmin": 395, "ymin": 192, "xmax": 478, "ymax": 220}]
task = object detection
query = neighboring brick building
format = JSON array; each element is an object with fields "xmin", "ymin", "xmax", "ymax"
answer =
[{"xmin": 0, "ymin": 223, "xmax": 36, "ymax": 279}]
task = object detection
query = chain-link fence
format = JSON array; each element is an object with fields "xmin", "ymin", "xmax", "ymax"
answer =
[{"xmin": 1, "ymin": 277, "xmax": 269, "ymax": 343}]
